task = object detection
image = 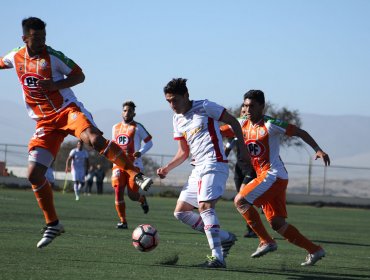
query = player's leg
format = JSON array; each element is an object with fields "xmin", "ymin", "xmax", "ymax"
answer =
[
  {"xmin": 235, "ymin": 173, "xmax": 279, "ymax": 258},
  {"xmin": 266, "ymin": 181, "xmax": 325, "ymax": 266},
  {"xmin": 80, "ymin": 127, "xmax": 152, "ymax": 190},
  {"xmin": 112, "ymin": 168, "xmax": 128, "ymax": 228},
  {"xmin": 28, "ymin": 147, "xmax": 65, "ymax": 248},
  {"xmin": 125, "ymin": 169, "xmax": 149, "ymax": 214},
  {"xmin": 63, "ymin": 104, "xmax": 152, "ymax": 191}
]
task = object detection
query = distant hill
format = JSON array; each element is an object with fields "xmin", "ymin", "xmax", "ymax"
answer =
[{"xmin": 1, "ymin": 99, "xmax": 370, "ymax": 167}]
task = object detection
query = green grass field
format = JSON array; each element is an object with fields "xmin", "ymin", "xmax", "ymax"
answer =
[{"xmin": 0, "ymin": 188, "xmax": 369, "ymax": 280}]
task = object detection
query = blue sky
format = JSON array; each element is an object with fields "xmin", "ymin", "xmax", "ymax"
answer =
[{"xmin": 1, "ymin": 0, "xmax": 370, "ymax": 117}]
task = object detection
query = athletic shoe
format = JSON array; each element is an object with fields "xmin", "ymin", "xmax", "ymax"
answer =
[
  {"xmin": 116, "ymin": 222, "xmax": 128, "ymax": 229},
  {"xmin": 244, "ymin": 230, "xmax": 257, "ymax": 238},
  {"xmin": 221, "ymin": 232, "xmax": 237, "ymax": 258},
  {"xmin": 301, "ymin": 247, "xmax": 325, "ymax": 266},
  {"xmin": 75, "ymin": 195, "xmax": 80, "ymax": 201},
  {"xmin": 141, "ymin": 196, "xmax": 149, "ymax": 214},
  {"xmin": 135, "ymin": 173, "xmax": 153, "ymax": 191},
  {"xmin": 251, "ymin": 242, "xmax": 278, "ymax": 258},
  {"xmin": 199, "ymin": 255, "xmax": 226, "ymax": 269},
  {"xmin": 37, "ymin": 223, "xmax": 65, "ymax": 248}
]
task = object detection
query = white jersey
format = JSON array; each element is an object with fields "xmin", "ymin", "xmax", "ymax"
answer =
[
  {"xmin": 173, "ymin": 99, "xmax": 227, "ymax": 166},
  {"xmin": 69, "ymin": 148, "xmax": 89, "ymax": 171}
]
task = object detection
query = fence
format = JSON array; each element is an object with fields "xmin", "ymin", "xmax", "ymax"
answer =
[{"xmin": 1, "ymin": 143, "xmax": 370, "ymax": 199}]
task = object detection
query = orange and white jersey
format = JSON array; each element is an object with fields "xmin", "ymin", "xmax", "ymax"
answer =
[
  {"xmin": 221, "ymin": 116, "xmax": 296, "ymax": 179},
  {"xmin": 112, "ymin": 121, "xmax": 152, "ymax": 171},
  {"xmin": 0, "ymin": 45, "xmax": 81, "ymax": 120}
]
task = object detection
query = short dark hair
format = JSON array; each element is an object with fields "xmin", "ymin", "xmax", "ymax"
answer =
[
  {"xmin": 244, "ymin": 90, "xmax": 265, "ymax": 106},
  {"xmin": 163, "ymin": 78, "xmax": 188, "ymax": 96},
  {"xmin": 122, "ymin": 100, "xmax": 136, "ymax": 110},
  {"xmin": 22, "ymin": 17, "xmax": 46, "ymax": 35}
]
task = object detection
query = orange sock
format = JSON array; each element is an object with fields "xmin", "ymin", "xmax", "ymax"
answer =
[
  {"xmin": 115, "ymin": 202, "xmax": 126, "ymax": 223},
  {"xmin": 100, "ymin": 140, "xmax": 139, "ymax": 178},
  {"xmin": 241, "ymin": 206, "xmax": 274, "ymax": 244},
  {"xmin": 32, "ymin": 180, "xmax": 58, "ymax": 224},
  {"xmin": 277, "ymin": 223, "xmax": 320, "ymax": 253}
]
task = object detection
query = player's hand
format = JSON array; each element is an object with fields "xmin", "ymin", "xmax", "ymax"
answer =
[
  {"xmin": 315, "ymin": 150, "xmax": 330, "ymax": 166},
  {"xmin": 157, "ymin": 167, "xmax": 168, "ymax": 179},
  {"xmin": 37, "ymin": 79, "xmax": 58, "ymax": 91},
  {"xmin": 133, "ymin": 151, "xmax": 142, "ymax": 158}
]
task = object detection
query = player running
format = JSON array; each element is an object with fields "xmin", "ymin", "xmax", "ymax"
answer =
[
  {"xmin": 65, "ymin": 140, "xmax": 89, "ymax": 201},
  {"xmin": 222, "ymin": 90, "xmax": 329, "ymax": 266},
  {"xmin": 157, "ymin": 78, "xmax": 249, "ymax": 268},
  {"xmin": 111, "ymin": 101, "xmax": 153, "ymax": 229},
  {"xmin": 0, "ymin": 17, "xmax": 153, "ymax": 248}
]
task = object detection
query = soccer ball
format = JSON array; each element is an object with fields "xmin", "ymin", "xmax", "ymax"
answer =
[{"xmin": 132, "ymin": 224, "xmax": 159, "ymax": 252}]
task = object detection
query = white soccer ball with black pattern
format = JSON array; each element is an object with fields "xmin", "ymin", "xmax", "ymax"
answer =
[{"xmin": 132, "ymin": 224, "xmax": 159, "ymax": 252}]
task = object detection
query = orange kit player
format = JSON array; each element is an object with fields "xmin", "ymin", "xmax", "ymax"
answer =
[
  {"xmin": 221, "ymin": 90, "xmax": 330, "ymax": 266},
  {"xmin": 0, "ymin": 17, "xmax": 153, "ymax": 248},
  {"xmin": 111, "ymin": 101, "xmax": 153, "ymax": 229}
]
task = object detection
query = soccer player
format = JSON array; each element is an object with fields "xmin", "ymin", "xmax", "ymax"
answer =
[
  {"xmin": 157, "ymin": 78, "xmax": 249, "ymax": 268},
  {"xmin": 223, "ymin": 105, "xmax": 257, "ymax": 238},
  {"xmin": 111, "ymin": 101, "xmax": 153, "ymax": 229},
  {"xmin": 223, "ymin": 90, "xmax": 329, "ymax": 266},
  {"xmin": 0, "ymin": 17, "xmax": 153, "ymax": 248},
  {"xmin": 65, "ymin": 140, "xmax": 89, "ymax": 201}
]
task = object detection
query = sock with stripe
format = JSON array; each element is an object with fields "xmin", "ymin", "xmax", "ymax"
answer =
[{"xmin": 200, "ymin": 208, "xmax": 223, "ymax": 261}]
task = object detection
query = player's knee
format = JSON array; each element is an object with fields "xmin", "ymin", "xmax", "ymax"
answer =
[
  {"xmin": 173, "ymin": 211, "xmax": 183, "ymax": 221},
  {"xmin": 234, "ymin": 196, "xmax": 250, "ymax": 214}
]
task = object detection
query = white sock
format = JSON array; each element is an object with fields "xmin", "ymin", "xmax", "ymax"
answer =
[
  {"xmin": 200, "ymin": 208, "xmax": 223, "ymax": 261},
  {"xmin": 174, "ymin": 211, "xmax": 230, "ymax": 241},
  {"xmin": 74, "ymin": 183, "xmax": 79, "ymax": 197},
  {"xmin": 174, "ymin": 211, "xmax": 204, "ymax": 232}
]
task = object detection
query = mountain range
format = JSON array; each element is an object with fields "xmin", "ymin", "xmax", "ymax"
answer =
[{"xmin": 1, "ymin": 99, "xmax": 369, "ymax": 167}]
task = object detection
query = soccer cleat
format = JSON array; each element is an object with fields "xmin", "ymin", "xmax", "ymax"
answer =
[
  {"xmin": 301, "ymin": 247, "xmax": 325, "ymax": 266},
  {"xmin": 251, "ymin": 242, "xmax": 278, "ymax": 258},
  {"xmin": 135, "ymin": 173, "xmax": 153, "ymax": 191},
  {"xmin": 116, "ymin": 222, "xmax": 128, "ymax": 229},
  {"xmin": 221, "ymin": 232, "xmax": 237, "ymax": 258},
  {"xmin": 141, "ymin": 196, "xmax": 149, "ymax": 214},
  {"xmin": 37, "ymin": 223, "xmax": 65, "ymax": 248},
  {"xmin": 199, "ymin": 255, "xmax": 226, "ymax": 269}
]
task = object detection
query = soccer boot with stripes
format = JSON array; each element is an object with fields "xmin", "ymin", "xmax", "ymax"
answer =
[
  {"xmin": 134, "ymin": 173, "xmax": 153, "ymax": 191},
  {"xmin": 301, "ymin": 247, "xmax": 325, "ymax": 266},
  {"xmin": 37, "ymin": 222, "xmax": 65, "ymax": 248}
]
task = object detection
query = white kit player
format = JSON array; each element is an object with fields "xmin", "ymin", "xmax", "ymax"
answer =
[
  {"xmin": 65, "ymin": 140, "xmax": 89, "ymax": 200},
  {"xmin": 157, "ymin": 78, "xmax": 249, "ymax": 268}
]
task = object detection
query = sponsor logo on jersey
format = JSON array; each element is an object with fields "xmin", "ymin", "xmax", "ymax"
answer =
[
  {"xmin": 246, "ymin": 140, "xmax": 266, "ymax": 157},
  {"xmin": 20, "ymin": 73, "xmax": 45, "ymax": 92},
  {"xmin": 116, "ymin": 134, "xmax": 130, "ymax": 146}
]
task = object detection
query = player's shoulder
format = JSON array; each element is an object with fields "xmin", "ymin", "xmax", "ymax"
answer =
[
  {"xmin": 264, "ymin": 115, "xmax": 289, "ymax": 128},
  {"xmin": 4, "ymin": 46, "xmax": 25, "ymax": 56},
  {"xmin": 46, "ymin": 46, "xmax": 75, "ymax": 68}
]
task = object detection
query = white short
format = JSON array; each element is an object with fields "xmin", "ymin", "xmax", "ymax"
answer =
[
  {"xmin": 71, "ymin": 167, "xmax": 86, "ymax": 183},
  {"xmin": 178, "ymin": 162, "xmax": 229, "ymax": 207}
]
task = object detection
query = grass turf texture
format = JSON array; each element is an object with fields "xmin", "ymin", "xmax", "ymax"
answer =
[{"xmin": 0, "ymin": 188, "xmax": 369, "ymax": 280}]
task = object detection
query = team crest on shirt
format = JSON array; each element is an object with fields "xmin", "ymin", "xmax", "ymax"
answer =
[
  {"xmin": 246, "ymin": 140, "xmax": 266, "ymax": 157},
  {"xmin": 71, "ymin": 113, "xmax": 78, "ymax": 120},
  {"xmin": 116, "ymin": 134, "xmax": 130, "ymax": 146},
  {"xmin": 39, "ymin": 59, "xmax": 48, "ymax": 70},
  {"xmin": 259, "ymin": 128, "xmax": 266, "ymax": 136}
]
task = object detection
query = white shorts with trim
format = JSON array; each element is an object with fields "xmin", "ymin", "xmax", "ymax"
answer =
[{"xmin": 178, "ymin": 162, "xmax": 229, "ymax": 207}]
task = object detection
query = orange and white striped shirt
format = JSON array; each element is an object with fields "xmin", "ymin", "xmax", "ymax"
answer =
[{"xmin": 0, "ymin": 45, "xmax": 82, "ymax": 120}]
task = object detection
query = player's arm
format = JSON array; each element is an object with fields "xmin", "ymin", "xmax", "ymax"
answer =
[
  {"xmin": 65, "ymin": 155, "xmax": 73, "ymax": 173},
  {"xmin": 37, "ymin": 68, "xmax": 85, "ymax": 91},
  {"xmin": 219, "ymin": 111, "xmax": 249, "ymax": 163},
  {"xmin": 292, "ymin": 127, "xmax": 330, "ymax": 166},
  {"xmin": 134, "ymin": 140, "xmax": 153, "ymax": 159},
  {"xmin": 157, "ymin": 138, "xmax": 189, "ymax": 179}
]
